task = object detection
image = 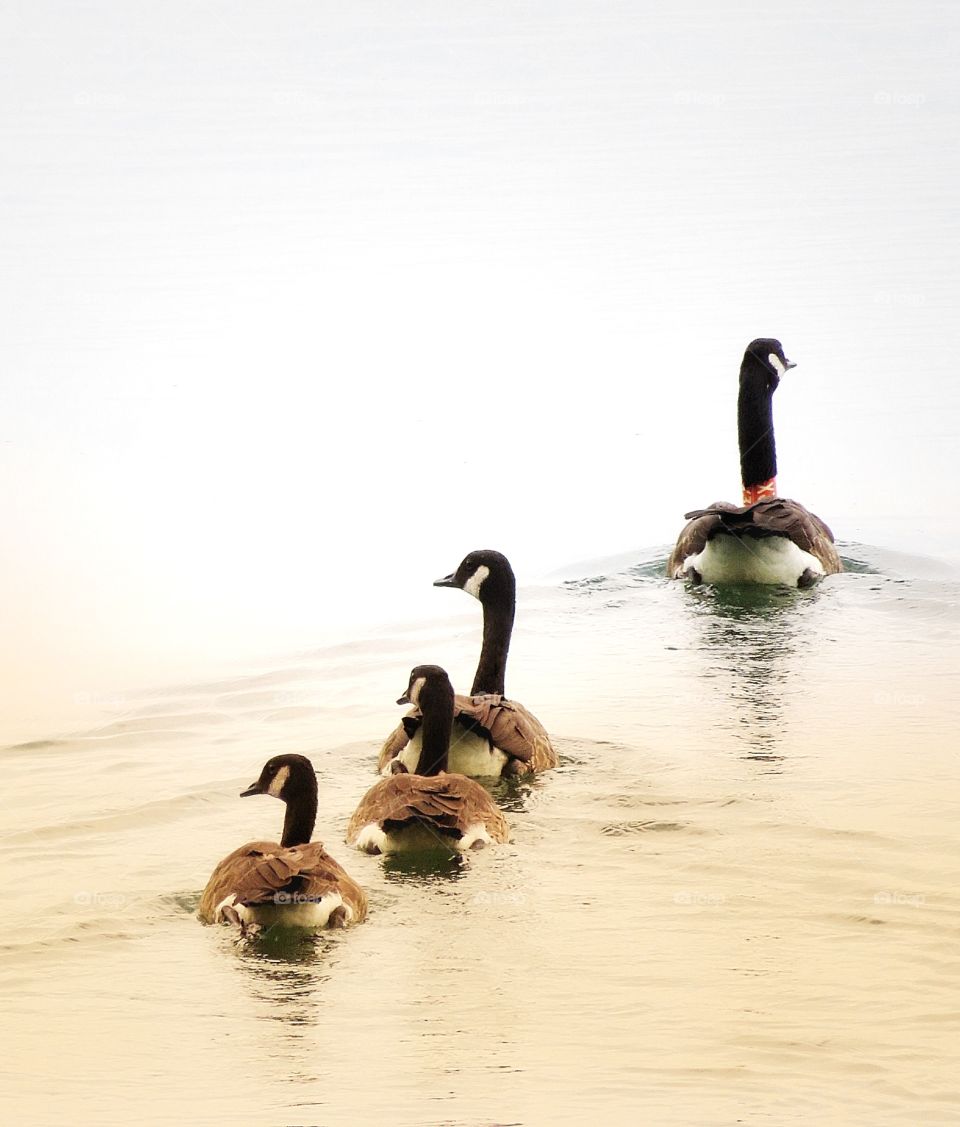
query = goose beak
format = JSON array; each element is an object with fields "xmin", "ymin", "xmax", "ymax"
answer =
[
  {"xmin": 396, "ymin": 691, "xmax": 411, "ymax": 705},
  {"xmin": 784, "ymin": 358, "xmax": 797, "ymax": 370},
  {"xmin": 240, "ymin": 781, "xmax": 263, "ymax": 797},
  {"xmin": 433, "ymin": 571, "xmax": 458, "ymax": 588}
]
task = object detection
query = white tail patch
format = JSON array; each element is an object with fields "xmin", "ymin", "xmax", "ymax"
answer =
[
  {"xmin": 214, "ymin": 893, "xmax": 240, "ymax": 920},
  {"xmin": 686, "ymin": 534, "xmax": 823, "ymax": 586},
  {"xmin": 459, "ymin": 822, "xmax": 493, "ymax": 850},
  {"xmin": 248, "ymin": 892, "xmax": 346, "ymax": 929},
  {"xmin": 354, "ymin": 823, "xmax": 388, "ymax": 854}
]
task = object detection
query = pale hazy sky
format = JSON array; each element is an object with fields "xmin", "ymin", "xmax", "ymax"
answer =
[{"xmin": 2, "ymin": 1, "xmax": 958, "ymax": 739}]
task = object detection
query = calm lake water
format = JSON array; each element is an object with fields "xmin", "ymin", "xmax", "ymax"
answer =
[
  {"xmin": 3, "ymin": 544, "xmax": 959, "ymax": 1125},
  {"xmin": 3, "ymin": 1, "xmax": 960, "ymax": 1123}
]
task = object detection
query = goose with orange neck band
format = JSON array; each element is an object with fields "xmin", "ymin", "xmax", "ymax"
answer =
[{"xmin": 668, "ymin": 339, "xmax": 842, "ymax": 587}]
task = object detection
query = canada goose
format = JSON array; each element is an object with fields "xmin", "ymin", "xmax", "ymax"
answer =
[
  {"xmin": 349, "ymin": 665, "xmax": 509, "ymax": 855},
  {"xmin": 668, "ymin": 339, "xmax": 842, "ymax": 587},
  {"xmin": 199, "ymin": 753, "xmax": 367, "ymax": 932},
  {"xmin": 378, "ymin": 550, "xmax": 558, "ymax": 778}
]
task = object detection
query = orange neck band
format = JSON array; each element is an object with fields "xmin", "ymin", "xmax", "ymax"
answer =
[{"xmin": 742, "ymin": 477, "xmax": 777, "ymax": 505}]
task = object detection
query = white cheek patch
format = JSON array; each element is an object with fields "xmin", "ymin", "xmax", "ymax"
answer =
[
  {"xmin": 462, "ymin": 565, "xmax": 490, "ymax": 600},
  {"xmin": 407, "ymin": 676, "xmax": 427, "ymax": 708},
  {"xmin": 768, "ymin": 353, "xmax": 787, "ymax": 376},
  {"xmin": 266, "ymin": 765, "xmax": 290, "ymax": 798}
]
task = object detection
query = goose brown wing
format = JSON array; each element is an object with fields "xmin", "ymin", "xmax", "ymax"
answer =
[
  {"xmin": 289, "ymin": 845, "xmax": 368, "ymax": 919},
  {"xmin": 679, "ymin": 498, "xmax": 841, "ymax": 572},
  {"xmin": 667, "ymin": 502, "xmax": 739, "ymax": 577},
  {"xmin": 348, "ymin": 775, "xmax": 466, "ymax": 837},
  {"xmin": 797, "ymin": 508, "xmax": 842, "ymax": 572},
  {"xmin": 378, "ymin": 693, "xmax": 556, "ymax": 774},
  {"xmin": 346, "ymin": 774, "xmax": 509, "ymax": 843},
  {"xmin": 199, "ymin": 840, "xmax": 367, "ymax": 922},
  {"xmin": 378, "ymin": 716, "xmax": 416, "ymax": 771},
  {"xmin": 457, "ymin": 694, "xmax": 557, "ymax": 770}
]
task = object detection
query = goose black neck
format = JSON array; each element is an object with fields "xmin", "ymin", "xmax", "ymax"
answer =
[
  {"xmin": 472, "ymin": 599, "xmax": 514, "ymax": 696},
  {"xmin": 279, "ymin": 778, "xmax": 318, "ymax": 848},
  {"xmin": 417, "ymin": 680, "xmax": 455, "ymax": 776},
  {"xmin": 737, "ymin": 350, "xmax": 780, "ymax": 490}
]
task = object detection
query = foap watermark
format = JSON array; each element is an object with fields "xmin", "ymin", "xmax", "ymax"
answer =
[
  {"xmin": 872, "ymin": 688, "xmax": 925, "ymax": 708},
  {"xmin": 471, "ymin": 890, "xmax": 527, "ymax": 908},
  {"xmin": 873, "ymin": 292, "xmax": 926, "ymax": 309},
  {"xmin": 874, "ymin": 890, "xmax": 925, "ymax": 908},
  {"xmin": 273, "ymin": 891, "xmax": 326, "ymax": 905},
  {"xmin": 673, "ymin": 890, "xmax": 726, "ymax": 907},
  {"xmin": 874, "ymin": 91, "xmax": 926, "ymax": 107},
  {"xmin": 74, "ymin": 690, "xmax": 131, "ymax": 709},
  {"xmin": 73, "ymin": 90, "xmax": 127, "ymax": 110},
  {"xmin": 74, "ymin": 891, "xmax": 127, "ymax": 910}
]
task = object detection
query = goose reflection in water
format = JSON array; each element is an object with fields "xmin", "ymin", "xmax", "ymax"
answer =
[
  {"xmin": 235, "ymin": 927, "xmax": 340, "ymax": 973},
  {"xmin": 684, "ymin": 584, "xmax": 820, "ymax": 763},
  {"xmin": 226, "ymin": 932, "xmax": 335, "ymax": 1088}
]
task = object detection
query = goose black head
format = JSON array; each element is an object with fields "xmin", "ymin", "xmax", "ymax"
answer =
[
  {"xmin": 396, "ymin": 664, "xmax": 455, "ymax": 709},
  {"xmin": 744, "ymin": 338, "xmax": 796, "ymax": 381},
  {"xmin": 240, "ymin": 753, "xmax": 317, "ymax": 802},
  {"xmin": 433, "ymin": 549, "xmax": 516, "ymax": 605}
]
